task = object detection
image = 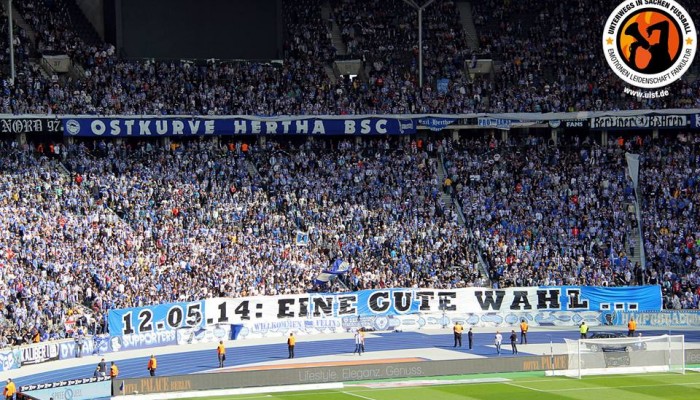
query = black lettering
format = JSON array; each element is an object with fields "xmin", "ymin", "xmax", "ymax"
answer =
[
  {"xmin": 475, "ymin": 290, "xmax": 506, "ymax": 310},
  {"xmin": 438, "ymin": 291, "xmax": 457, "ymax": 311},
  {"xmin": 338, "ymin": 295, "xmax": 357, "ymax": 315},
  {"xmin": 277, "ymin": 298, "xmax": 295, "ymax": 318},
  {"xmin": 416, "ymin": 291, "xmax": 434, "ymax": 311},
  {"xmin": 537, "ymin": 289, "xmax": 561, "ymax": 309},
  {"xmin": 312, "ymin": 297, "xmax": 333, "ymax": 317},
  {"xmin": 369, "ymin": 291, "xmax": 390, "ymax": 312},
  {"xmin": 298, "ymin": 297, "xmax": 309, "ymax": 317},
  {"xmin": 566, "ymin": 289, "xmax": 589, "ymax": 309},
  {"xmin": 509, "ymin": 290, "xmax": 532, "ymax": 310},
  {"xmin": 392, "ymin": 291, "xmax": 412, "ymax": 312}
]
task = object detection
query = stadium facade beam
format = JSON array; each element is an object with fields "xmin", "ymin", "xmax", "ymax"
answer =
[{"xmin": 402, "ymin": 0, "xmax": 436, "ymax": 88}]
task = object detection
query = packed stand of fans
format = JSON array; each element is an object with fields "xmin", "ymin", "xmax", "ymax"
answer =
[
  {"xmin": 639, "ymin": 133, "xmax": 700, "ymax": 309},
  {"xmin": 0, "ymin": 141, "xmax": 106, "ymax": 346},
  {"xmin": 444, "ymin": 133, "xmax": 640, "ymax": 288},
  {"xmin": 440, "ymin": 131, "xmax": 699, "ymax": 308},
  {"xmin": 0, "ymin": 136, "xmax": 485, "ymax": 347},
  {"xmin": 0, "ymin": 0, "xmax": 699, "ymax": 348},
  {"xmin": 331, "ymin": 0, "xmax": 469, "ymax": 79},
  {"xmin": 1, "ymin": 0, "xmax": 699, "ymax": 114},
  {"xmin": 330, "ymin": 0, "xmax": 489, "ymax": 113},
  {"xmin": 472, "ymin": 0, "xmax": 700, "ymax": 111},
  {"xmin": 251, "ymin": 138, "xmax": 484, "ymax": 290},
  {"xmin": 2, "ymin": 131, "xmax": 699, "ymax": 347}
]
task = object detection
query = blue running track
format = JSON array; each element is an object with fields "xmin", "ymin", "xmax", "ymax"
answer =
[{"xmin": 17, "ymin": 329, "xmax": 699, "ymax": 388}]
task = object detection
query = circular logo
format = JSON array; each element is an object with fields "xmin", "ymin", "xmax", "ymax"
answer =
[
  {"xmin": 65, "ymin": 119, "xmax": 81, "ymax": 135},
  {"xmin": 603, "ymin": 0, "xmax": 696, "ymax": 89}
]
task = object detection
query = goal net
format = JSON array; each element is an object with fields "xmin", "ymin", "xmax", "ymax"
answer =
[{"xmin": 552, "ymin": 334, "xmax": 685, "ymax": 378}]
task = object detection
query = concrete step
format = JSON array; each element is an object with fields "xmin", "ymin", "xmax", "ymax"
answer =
[
  {"xmin": 458, "ymin": 1, "xmax": 479, "ymax": 51},
  {"xmin": 30, "ymin": 59, "xmax": 51, "ymax": 79},
  {"xmin": 330, "ymin": 22, "xmax": 347, "ymax": 56},
  {"xmin": 11, "ymin": 3, "xmax": 38, "ymax": 52},
  {"xmin": 323, "ymin": 65, "xmax": 337, "ymax": 84}
]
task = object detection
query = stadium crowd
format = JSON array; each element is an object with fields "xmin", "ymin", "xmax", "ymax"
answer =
[
  {"xmin": 2, "ymin": 0, "xmax": 699, "ymax": 116},
  {"xmin": 1, "ymin": 131, "xmax": 698, "ymax": 347},
  {"xmin": 445, "ymin": 133, "xmax": 646, "ymax": 287},
  {"xmin": 0, "ymin": 0, "xmax": 699, "ymax": 348},
  {"xmin": 441, "ymin": 131, "xmax": 700, "ymax": 309},
  {"xmin": 472, "ymin": 0, "xmax": 700, "ymax": 111},
  {"xmin": 638, "ymin": 133, "xmax": 700, "ymax": 310}
]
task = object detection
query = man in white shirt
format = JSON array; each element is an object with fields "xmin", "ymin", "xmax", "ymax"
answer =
[{"xmin": 494, "ymin": 331, "xmax": 502, "ymax": 355}]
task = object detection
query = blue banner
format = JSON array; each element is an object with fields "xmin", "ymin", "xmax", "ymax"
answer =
[
  {"xmin": 692, "ymin": 114, "xmax": 700, "ymax": 129},
  {"xmin": 437, "ymin": 79, "xmax": 450, "ymax": 94},
  {"xmin": 477, "ymin": 117, "xmax": 514, "ymax": 130},
  {"xmin": 109, "ymin": 330, "xmax": 177, "ymax": 351},
  {"xmin": 354, "ymin": 288, "xmax": 421, "ymax": 315},
  {"xmin": 63, "ymin": 117, "xmax": 417, "ymax": 137},
  {"xmin": 605, "ymin": 310, "xmax": 700, "ymax": 327},
  {"xmin": 577, "ymin": 285, "xmax": 661, "ymax": 312},
  {"xmin": 417, "ymin": 117, "xmax": 457, "ymax": 132},
  {"xmin": 0, "ymin": 348, "xmax": 21, "ymax": 372},
  {"xmin": 106, "ymin": 286, "xmax": 661, "ymax": 342},
  {"xmin": 21, "ymin": 377, "xmax": 111, "ymax": 400},
  {"xmin": 108, "ymin": 300, "xmax": 205, "ymax": 337},
  {"xmin": 58, "ymin": 335, "xmax": 112, "ymax": 359}
]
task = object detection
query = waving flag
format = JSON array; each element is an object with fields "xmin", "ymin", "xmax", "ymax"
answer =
[{"xmin": 315, "ymin": 259, "xmax": 350, "ymax": 285}]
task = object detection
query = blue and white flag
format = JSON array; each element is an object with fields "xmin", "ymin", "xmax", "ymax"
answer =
[
  {"xmin": 295, "ymin": 231, "xmax": 309, "ymax": 246},
  {"xmin": 315, "ymin": 259, "xmax": 350, "ymax": 284},
  {"xmin": 610, "ymin": 242, "xmax": 619, "ymax": 266},
  {"xmin": 417, "ymin": 117, "xmax": 457, "ymax": 132}
]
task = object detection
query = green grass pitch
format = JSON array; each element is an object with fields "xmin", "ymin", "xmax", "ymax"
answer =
[{"xmin": 176, "ymin": 371, "xmax": 700, "ymax": 400}]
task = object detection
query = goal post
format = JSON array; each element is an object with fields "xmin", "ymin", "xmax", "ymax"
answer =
[{"xmin": 552, "ymin": 334, "xmax": 685, "ymax": 378}]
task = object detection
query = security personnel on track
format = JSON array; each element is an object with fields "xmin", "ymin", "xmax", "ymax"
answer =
[{"xmin": 579, "ymin": 322, "xmax": 589, "ymax": 339}]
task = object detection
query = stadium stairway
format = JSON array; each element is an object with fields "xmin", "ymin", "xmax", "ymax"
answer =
[
  {"xmin": 435, "ymin": 153, "xmax": 454, "ymax": 212},
  {"xmin": 324, "ymin": 64, "xmax": 338, "ymax": 84},
  {"xmin": 458, "ymin": 1, "xmax": 480, "ymax": 52},
  {"xmin": 245, "ymin": 158, "xmax": 263, "ymax": 187},
  {"xmin": 436, "ymin": 152, "xmax": 492, "ymax": 287},
  {"xmin": 9, "ymin": 3, "xmax": 38, "ymax": 55},
  {"xmin": 624, "ymin": 202, "xmax": 643, "ymax": 269},
  {"xmin": 323, "ymin": 1, "xmax": 348, "ymax": 56},
  {"xmin": 64, "ymin": 0, "xmax": 102, "ymax": 47}
]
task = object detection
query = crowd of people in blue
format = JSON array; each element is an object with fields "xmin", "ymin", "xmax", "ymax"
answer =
[
  {"xmin": 2, "ymin": 0, "xmax": 699, "ymax": 115},
  {"xmin": 0, "ymin": 0, "xmax": 698, "ymax": 349}
]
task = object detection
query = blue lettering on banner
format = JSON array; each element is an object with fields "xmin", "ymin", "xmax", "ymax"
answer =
[
  {"xmin": 63, "ymin": 117, "xmax": 417, "ymax": 137},
  {"xmin": 417, "ymin": 117, "xmax": 456, "ymax": 132},
  {"xmin": 610, "ymin": 310, "xmax": 700, "ymax": 327},
  {"xmin": 0, "ymin": 349, "xmax": 21, "ymax": 372},
  {"xmin": 108, "ymin": 300, "xmax": 205, "ymax": 337}
]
